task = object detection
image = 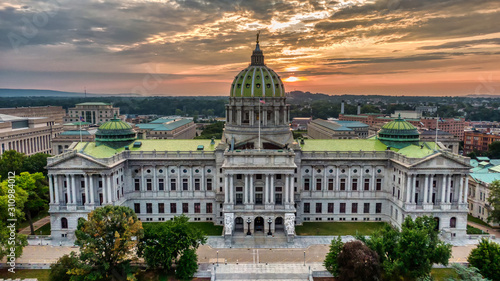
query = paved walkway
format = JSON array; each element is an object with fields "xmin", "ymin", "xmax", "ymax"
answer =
[{"xmin": 18, "ymin": 216, "xmax": 50, "ymax": 235}]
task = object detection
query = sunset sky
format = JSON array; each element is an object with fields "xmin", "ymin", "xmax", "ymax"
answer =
[{"xmin": 0, "ymin": 0, "xmax": 499, "ymax": 96}]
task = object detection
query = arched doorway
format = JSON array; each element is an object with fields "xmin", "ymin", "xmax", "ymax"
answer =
[
  {"xmin": 235, "ymin": 217, "xmax": 244, "ymax": 232},
  {"xmin": 254, "ymin": 217, "xmax": 264, "ymax": 232},
  {"xmin": 275, "ymin": 217, "xmax": 284, "ymax": 232},
  {"xmin": 434, "ymin": 217, "xmax": 440, "ymax": 231}
]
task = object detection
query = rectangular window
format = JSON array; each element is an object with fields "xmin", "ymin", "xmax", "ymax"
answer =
[
  {"xmin": 170, "ymin": 179, "xmax": 176, "ymax": 191},
  {"xmin": 328, "ymin": 179, "xmax": 334, "ymax": 190},
  {"xmin": 182, "ymin": 203, "xmax": 189, "ymax": 213},
  {"xmin": 158, "ymin": 203, "xmax": 165, "ymax": 213},
  {"xmin": 170, "ymin": 203, "xmax": 177, "ymax": 213},
  {"xmin": 195, "ymin": 178, "xmax": 200, "ymax": 190},
  {"xmin": 135, "ymin": 179, "xmax": 140, "ymax": 191},
  {"xmin": 340, "ymin": 179, "xmax": 346, "ymax": 190},
  {"xmin": 376, "ymin": 179, "xmax": 382, "ymax": 190},
  {"xmin": 376, "ymin": 203, "xmax": 382, "ymax": 214},
  {"xmin": 146, "ymin": 179, "xmax": 152, "ymax": 191},
  {"xmin": 194, "ymin": 203, "xmax": 201, "ymax": 213},
  {"xmin": 364, "ymin": 179, "xmax": 370, "ymax": 191},
  {"xmin": 364, "ymin": 203, "xmax": 370, "ymax": 214},
  {"xmin": 316, "ymin": 203, "xmax": 322, "ymax": 213},
  {"xmin": 340, "ymin": 203, "xmax": 346, "ymax": 213},
  {"xmin": 276, "ymin": 174, "xmax": 282, "ymax": 180},
  {"xmin": 183, "ymin": 179, "xmax": 188, "ymax": 190},
  {"xmin": 236, "ymin": 193, "xmax": 243, "ymax": 204},
  {"xmin": 158, "ymin": 179, "xmax": 164, "ymax": 191},
  {"xmin": 134, "ymin": 203, "xmax": 140, "ymax": 213},
  {"xmin": 206, "ymin": 203, "xmax": 213, "ymax": 213},
  {"xmin": 352, "ymin": 203, "xmax": 358, "ymax": 213},
  {"xmin": 81, "ymin": 181, "xmax": 85, "ymax": 188},
  {"xmin": 304, "ymin": 203, "xmax": 310, "ymax": 213},
  {"xmin": 328, "ymin": 203, "xmax": 334, "ymax": 213},
  {"xmin": 304, "ymin": 178, "xmax": 310, "ymax": 191},
  {"xmin": 255, "ymin": 193, "xmax": 263, "ymax": 205},
  {"xmin": 146, "ymin": 203, "xmax": 152, "ymax": 214},
  {"xmin": 316, "ymin": 178, "xmax": 322, "ymax": 191},
  {"xmin": 275, "ymin": 193, "xmax": 282, "ymax": 205},
  {"xmin": 206, "ymin": 178, "xmax": 213, "ymax": 191},
  {"xmin": 352, "ymin": 179, "xmax": 358, "ymax": 191}
]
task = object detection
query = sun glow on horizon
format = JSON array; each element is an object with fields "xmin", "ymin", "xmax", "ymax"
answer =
[{"xmin": 284, "ymin": 76, "xmax": 307, "ymax": 82}]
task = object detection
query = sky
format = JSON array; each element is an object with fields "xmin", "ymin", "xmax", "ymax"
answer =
[{"xmin": 0, "ymin": 0, "xmax": 499, "ymax": 96}]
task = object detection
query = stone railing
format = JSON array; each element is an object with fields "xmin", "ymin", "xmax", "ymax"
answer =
[{"xmin": 47, "ymin": 150, "xmax": 77, "ymax": 165}]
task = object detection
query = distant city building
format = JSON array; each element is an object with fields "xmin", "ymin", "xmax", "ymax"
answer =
[
  {"xmin": 65, "ymin": 102, "xmax": 120, "ymax": 125},
  {"xmin": 135, "ymin": 117, "xmax": 196, "ymax": 139},
  {"xmin": 308, "ymin": 119, "xmax": 368, "ymax": 139},
  {"xmin": 52, "ymin": 122, "xmax": 97, "ymax": 155},
  {"xmin": 419, "ymin": 129, "xmax": 460, "ymax": 154},
  {"xmin": 391, "ymin": 110, "xmax": 421, "ymax": 119},
  {"xmin": 468, "ymin": 157, "xmax": 500, "ymax": 227},
  {"xmin": 416, "ymin": 106, "xmax": 438, "ymax": 115},
  {"xmin": 463, "ymin": 130, "xmax": 500, "ymax": 155},
  {"xmin": 291, "ymin": 117, "xmax": 312, "ymax": 131}
]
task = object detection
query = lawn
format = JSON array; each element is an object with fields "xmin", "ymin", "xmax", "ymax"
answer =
[
  {"xmin": 16, "ymin": 209, "xmax": 49, "ymax": 231},
  {"xmin": 295, "ymin": 222, "xmax": 387, "ymax": 236},
  {"xmin": 468, "ymin": 214, "xmax": 492, "ymax": 228},
  {"xmin": 143, "ymin": 221, "xmax": 222, "ymax": 236},
  {"xmin": 0, "ymin": 269, "xmax": 50, "ymax": 281},
  {"xmin": 467, "ymin": 224, "xmax": 488, "ymax": 235},
  {"xmin": 430, "ymin": 268, "xmax": 457, "ymax": 280},
  {"xmin": 37, "ymin": 222, "xmax": 51, "ymax": 235}
]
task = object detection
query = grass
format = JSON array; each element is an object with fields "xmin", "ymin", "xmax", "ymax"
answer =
[
  {"xmin": 467, "ymin": 224, "xmax": 488, "ymax": 235},
  {"xmin": 430, "ymin": 268, "xmax": 457, "ymax": 280},
  {"xmin": 0, "ymin": 269, "xmax": 50, "ymax": 281},
  {"xmin": 143, "ymin": 221, "xmax": 223, "ymax": 236},
  {"xmin": 16, "ymin": 209, "xmax": 49, "ymax": 231},
  {"xmin": 468, "ymin": 214, "xmax": 492, "ymax": 228},
  {"xmin": 295, "ymin": 222, "xmax": 387, "ymax": 236},
  {"xmin": 37, "ymin": 222, "xmax": 51, "ymax": 235}
]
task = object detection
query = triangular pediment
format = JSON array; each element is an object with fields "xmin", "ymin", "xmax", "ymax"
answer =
[
  {"xmin": 410, "ymin": 153, "xmax": 470, "ymax": 169},
  {"xmin": 48, "ymin": 153, "xmax": 108, "ymax": 169}
]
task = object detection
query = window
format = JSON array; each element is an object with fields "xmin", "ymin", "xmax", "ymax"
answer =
[
  {"xmin": 376, "ymin": 203, "xmax": 382, "ymax": 214},
  {"xmin": 364, "ymin": 179, "xmax": 370, "ymax": 191},
  {"xmin": 134, "ymin": 203, "xmax": 140, "ymax": 214},
  {"xmin": 158, "ymin": 179, "xmax": 164, "ymax": 191},
  {"xmin": 376, "ymin": 179, "xmax": 382, "ymax": 190},
  {"xmin": 328, "ymin": 179, "xmax": 334, "ymax": 190},
  {"xmin": 352, "ymin": 179, "xmax": 358, "ymax": 191},
  {"xmin": 146, "ymin": 179, "xmax": 152, "ymax": 191},
  {"xmin": 316, "ymin": 178, "xmax": 322, "ymax": 190},
  {"xmin": 275, "ymin": 193, "xmax": 282, "ymax": 205},
  {"xmin": 276, "ymin": 174, "xmax": 282, "ymax": 180},
  {"xmin": 170, "ymin": 179, "xmax": 176, "ymax": 190},
  {"xmin": 183, "ymin": 179, "xmax": 188, "ymax": 190},
  {"xmin": 158, "ymin": 203, "xmax": 165, "ymax": 213},
  {"xmin": 61, "ymin": 218, "xmax": 68, "ymax": 229},
  {"xmin": 364, "ymin": 203, "xmax": 370, "ymax": 214},
  {"xmin": 340, "ymin": 203, "xmax": 346, "ymax": 213},
  {"xmin": 236, "ymin": 193, "xmax": 243, "ymax": 204},
  {"xmin": 450, "ymin": 217, "xmax": 456, "ymax": 228},
  {"xmin": 340, "ymin": 179, "xmax": 346, "ymax": 190},
  {"xmin": 170, "ymin": 203, "xmax": 177, "ymax": 213},
  {"xmin": 206, "ymin": 203, "xmax": 213, "ymax": 213},
  {"xmin": 194, "ymin": 203, "xmax": 201, "ymax": 213},
  {"xmin": 304, "ymin": 203, "xmax": 310, "ymax": 213},
  {"xmin": 316, "ymin": 203, "xmax": 322, "ymax": 213},
  {"xmin": 135, "ymin": 179, "xmax": 140, "ymax": 191},
  {"xmin": 182, "ymin": 203, "xmax": 189, "ymax": 213},
  {"xmin": 206, "ymin": 178, "xmax": 213, "ymax": 191},
  {"xmin": 236, "ymin": 174, "xmax": 242, "ymax": 180},
  {"xmin": 352, "ymin": 203, "xmax": 358, "ymax": 213},
  {"xmin": 328, "ymin": 203, "xmax": 334, "ymax": 213},
  {"xmin": 146, "ymin": 203, "xmax": 152, "ymax": 214},
  {"xmin": 195, "ymin": 179, "xmax": 200, "ymax": 190},
  {"xmin": 304, "ymin": 178, "xmax": 310, "ymax": 191},
  {"xmin": 256, "ymin": 174, "xmax": 262, "ymax": 180}
]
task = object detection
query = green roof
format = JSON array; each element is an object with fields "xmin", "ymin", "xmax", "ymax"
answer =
[
  {"xmin": 488, "ymin": 165, "xmax": 500, "ymax": 173},
  {"xmin": 477, "ymin": 156, "xmax": 490, "ymax": 161},
  {"xmin": 149, "ymin": 118, "xmax": 175, "ymax": 124},
  {"xmin": 470, "ymin": 173, "xmax": 500, "ymax": 184},
  {"xmin": 136, "ymin": 119, "xmax": 193, "ymax": 131},
  {"xmin": 64, "ymin": 122, "xmax": 90, "ymax": 126},
  {"xmin": 99, "ymin": 118, "xmax": 132, "ymax": 130},
  {"xmin": 230, "ymin": 66, "xmax": 285, "ymax": 98},
  {"xmin": 75, "ymin": 139, "xmax": 219, "ymax": 158},
  {"xmin": 60, "ymin": 130, "xmax": 91, "ymax": 136},
  {"xmin": 382, "ymin": 117, "xmax": 417, "ymax": 131}
]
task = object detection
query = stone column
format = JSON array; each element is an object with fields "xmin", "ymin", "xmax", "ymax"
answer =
[
  {"xmin": 201, "ymin": 166, "xmax": 205, "ymax": 192},
  {"xmin": 371, "ymin": 167, "xmax": 376, "ymax": 191},
  {"xmin": 54, "ymin": 175, "xmax": 59, "ymax": 204},
  {"xmin": 458, "ymin": 175, "xmax": 464, "ymax": 204},
  {"xmin": 347, "ymin": 167, "xmax": 351, "ymax": 191},
  {"xmin": 244, "ymin": 174, "xmax": 249, "ymax": 204},
  {"xmin": 406, "ymin": 174, "xmax": 411, "ymax": 203},
  {"xmin": 285, "ymin": 174, "xmax": 289, "ymax": 204},
  {"xmin": 464, "ymin": 177, "xmax": 469, "ymax": 204},
  {"xmin": 102, "ymin": 174, "xmax": 107, "ymax": 204},
  {"xmin": 250, "ymin": 175, "xmax": 254, "ymax": 204},
  {"xmin": 190, "ymin": 166, "xmax": 194, "ymax": 191},
  {"xmin": 153, "ymin": 166, "xmax": 157, "ymax": 192},
  {"xmin": 49, "ymin": 174, "xmax": 54, "ymax": 204},
  {"xmin": 71, "ymin": 174, "xmax": 77, "ymax": 204},
  {"xmin": 84, "ymin": 174, "xmax": 89, "ymax": 205},
  {"xmin": 141, "ymin": 166, "xmax": 145, "ymax": 192},
  {"xmin": 165, "ymin": 166, "xmax": 169, "ymax": 194},
  {"xmin": 447, "ymin": 175, "xmax": 452, "ymax": 203},
  {"xmin": 224, "ymin": 174, "xmax": 229, "ymax": 204},
  {"xmin": 423, "ymin": 174, "xmax": 429, "ymax": 204},
  {"xmin": 323, "ymin": 168, "xmax": 327, "ymax": 191},
  {"xmin": 229, "ymin": 174, "xmax": 234, "ymax": 204},
  {"xmin": 177, "ymin": 165, "xmax": 181, "ymax": 191},
  {"xmin": 290, "ymin": 175, "xmax": 295, "ymax": 204},
  {"xmin": 336, "ymin": 166, "xmax": 340, "ymax": 191},
  {"xmin": 237, "ymin": 109, "xmax": 242, "ymax": 125},
  {"xmin": 441, "ymin": 175, "xmax": 447, "ymax": 203},
  {"xmin": 89, "ymin": 175, "xmax": 95, "ymax": 205},
  {"xmin": 270, "ymin": 175, "xmax": 274, "ymax": 204},
  {"xmin": 107, "ymin": 174, "xmax": 112, "ymax": 203},
  {"xmin": 429, "ymin": 174, "xmax": 434, "ymax": 204},
  {"xmin": 228, "ymin": 108, "xmax": 233, "ymax": 124}
]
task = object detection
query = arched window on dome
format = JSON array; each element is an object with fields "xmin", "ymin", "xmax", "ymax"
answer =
[
  {"xmin": 256, "ymin": 84, "xmax": 261, "ymax": 88},
  {"xmin": 246, "ymin": 84, "xmax": 250, "ymax": 88},
  {"xmin": 266, "ymin": 84, "xmax": 271, "ymax": 88}
]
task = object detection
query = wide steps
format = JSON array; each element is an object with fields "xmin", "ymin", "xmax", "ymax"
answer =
[{"xmin": 212, "ymin": 263, "xmax": 310, "ymax": 280}]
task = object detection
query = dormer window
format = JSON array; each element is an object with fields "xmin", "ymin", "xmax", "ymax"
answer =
[
  {"xmin": 246, "ymin": 84, "xmax": 250, "ymax": 88},
  {"xmin": 256, "ymin": 75, "xmax": 260, "ymax": 79},
  {"xmin": 237, "ymin": 84, "xmax": 241, "ymax": 88}
]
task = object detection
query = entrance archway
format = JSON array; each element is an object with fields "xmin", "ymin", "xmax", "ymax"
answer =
[
  {"xmin": 235, "ymin": 217, "xmax": 244, "ymax": 232},
  {"xmin": 254, "ymin": 217, "xmax": 264, "ymax": 232},
  {"xmin": 434, "ymin": 217, "xmax": 440, "ymax": 231},
  {"xmin": 275, "ymin": 217, "xmax": 284, "ymax": 232}
]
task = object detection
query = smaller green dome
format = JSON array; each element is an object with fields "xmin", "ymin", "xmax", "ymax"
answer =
[
  {"xmin": 98, "ymin": 117, "xmax": 133, "ymax": 130},
  {"xmin": 378, "ymin": 115, "xmax": 419, "ymax": 149},
  {"xmin": 95, "ymin": 116, "xmax": 136, "ymax": 148}
]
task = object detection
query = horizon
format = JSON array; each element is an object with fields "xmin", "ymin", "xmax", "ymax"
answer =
[{"xmin": 0, "ymin": 0, "xmax": 499, "ymax": 97}]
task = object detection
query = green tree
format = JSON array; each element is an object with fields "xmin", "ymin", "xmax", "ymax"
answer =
[
  {"xmin": 16, "ymin": 172, "xmax": 48, "ymax": 235},
  {"xmin": 139, "ymin": 215, "xmax": 206, "ymax": 273},
  {"xmin": 22, "ymin": 153, "xmax": 50, "ymax": 176},
  {"xmin": 488, "ymin": 142, "xmax": 500, "ymax": 159},
  {"xmin": 0, "ymin": 150, "xmax": 26, "ymax": 181},
  {"xmin": 337, "ymin": 240, "xmax": 380, "ymax": 281},
  {"xmin": 175, "ymin": 248, "xmax": 199, "ymax": 280},
  {"xmin": 487, "ymin": 180, "xmax": 500, "ymax": 224},
  {"xmin": 445, "ymin": 263, "xmax": 490, "ymax": 281},
  {"xmin": 468, "ymin": 238, "xmax": 500, "ymax": 280},
  {"xmin": 323, "ymin": 236, "xmax": 343, "ymax": 276},
  {"xmin": 49, "ymin": 252, "xmax": 84, "ymax": 281},
  {"xmin": 74, "ymin": 205, "xmax": 144, "ymax": 280}
]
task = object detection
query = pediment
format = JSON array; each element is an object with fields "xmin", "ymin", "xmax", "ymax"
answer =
[
  {"xmin": 410, "ymin": 153, "xmax": 470, "ymax": 170},
  {"xmin": 48, "ymin": 153, "xmax": 108, "ymax": 169}
]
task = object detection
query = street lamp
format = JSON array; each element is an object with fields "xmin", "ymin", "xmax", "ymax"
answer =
[
  {"xmin": 247, "ymin": 218, "xmax": 252, "ymax": 235},
  {"xmin": 217, "ymin": 251, "xmax": 219, "ymax": 267},
  {"xmin": 267, "ymin": 218, "xmax": 273, "ymax": 236},
  {"xmin": 303, "ymin": 250, "xmax": 306, "ymax": 266}
]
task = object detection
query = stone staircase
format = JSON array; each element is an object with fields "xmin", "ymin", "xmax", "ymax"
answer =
[{"xmin": 211, "ymin": 263, "xmax": 312, "ymax": 280}]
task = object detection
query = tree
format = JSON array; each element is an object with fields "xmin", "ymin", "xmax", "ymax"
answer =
[
  {"xmin": 468, "ymin": 238, "xmax": 500, "ymax": 280},
  {"xmin": 487, "ymin": 180, "xmax": 500, "ymax": 224},
  {"xmin": 445, "ymin": 263, "xmax": 490, "ymax": 281},
  {"xmin": 49, "ymin": 252, "xmax": 83, "ymax": 281},
  {"xmin": 139, "ymin": 215, "xmax": 206, "ymax": 273},
  {"xmin": 323, "ymin": 236, "xmax": 343, "ymax": 276},
  {"xmin": 74, "ymin": 205, "xmax": 144, "ymax": 280},
  {"xmin": 487, "ymin": 142, "xmax": 500, "ymax": 159},
  {"xmin": 22, "ymin": 153, "xmax": 50, "ymax": 176},
  {"xmin": 16, "ymin": 172, "xmax": 48, "ymax": 235},
  {"xmin": 337, "ymin": 240, "xmax": 380, "ymax": 281},
  {"xmin": 0, "ymin": 150, "xmax": 26, "ymax": 181},
  {"xmin": 175, "ymin": 248, "xmax": 199, "ymax": 281}
]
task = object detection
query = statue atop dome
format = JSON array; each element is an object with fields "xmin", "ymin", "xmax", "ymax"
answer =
[{"xmin": 256, "ymin": 30, "xmax": 260, "ymax": 44}]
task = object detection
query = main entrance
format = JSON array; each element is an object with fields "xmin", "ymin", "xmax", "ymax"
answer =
[{"xmin": 254, "ymin": 217, "xmax": 264, "ymax": 232}]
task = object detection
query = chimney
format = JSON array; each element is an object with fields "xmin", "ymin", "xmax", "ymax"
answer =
[
  {"xmin": 341, "ymin": 100, "xmax": 345, "ymax": 114},
  {"xmin": 357, "ymin": 103, "xmax": 361, "ymax": 115}
]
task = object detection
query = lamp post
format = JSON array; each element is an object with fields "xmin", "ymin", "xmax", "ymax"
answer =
[
  {"xmin": 303, "ymin": 250, "xmax": 306, "ymax": 266},
  {"xmin": 247, "ymin": 218, "xmax": 252, "ymax": 235},
  {"xmin": 217, "ymin": 251, "xmax": 219, "ymax": 267},
  {"xmin": 267, "ymin": 218, "xmax": 272, "ymax": 236}
]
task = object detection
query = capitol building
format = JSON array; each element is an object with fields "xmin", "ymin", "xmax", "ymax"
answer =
[{"xmin": 47, "ymin": 39, "xmax": 471, "ymax": 243}]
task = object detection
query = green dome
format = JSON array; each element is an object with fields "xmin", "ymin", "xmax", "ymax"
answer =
[
  {"xmin": 230, "ymin": 65, "xmax": 285, "ymax": 98},
  {"xmin": 98, "ymin": 118, "xmax": 133, "ymax": 130},
  {"xmin": 95, "ymin": 116, "xmax": 136, "ymax": 148},
  {"xmin": 378, "ymin": 115, "xmax": 419, "ymax": 149}
]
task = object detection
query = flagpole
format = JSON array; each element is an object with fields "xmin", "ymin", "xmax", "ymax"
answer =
[
  {"xmin": 435, "ymin": 116, "xmax": 438, "ymax": 150},
  {"xmin": 80, "ymin": 117, "xmax": 83, "ymax": 143}
]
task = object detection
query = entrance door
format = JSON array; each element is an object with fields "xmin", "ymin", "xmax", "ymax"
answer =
[
  {"xmin": 235, "ymin": 217, "xmax": 244, "ymax": 232},
  {"xmin": 254, "ymin": 217, "xmax": 264, "ymax": 232},
  {"xmin": 275, "ymin": 217, "xmax": 284, "ymax": 231}
]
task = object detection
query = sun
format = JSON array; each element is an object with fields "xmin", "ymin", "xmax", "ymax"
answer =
[{"xmin": 284, "ymin": 76, "xmax": 307, "ymax": 82}]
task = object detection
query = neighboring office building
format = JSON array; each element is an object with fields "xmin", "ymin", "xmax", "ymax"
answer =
[
  {"xmin": 463, "ymin": 130, "xmax": 500, "ymax": 155},
  {"xmin": 52, "ymin": 122, "xmax": 97, "ymax": 155},
  {"xmin": 419, "ymin": 129, "xmax": 460, "ymax": 154},
  {"xmin": 468, "ymin": 157, "xmax": 500, "ymax": 227},
  {"xmin": 65, "ymin": 102, "xmax": 120, "ymax": 125},
  {"xmin": 135, "ymin": 117, "xmax": 196, "ymax": 139},
  {"xmin": 416, "ymin": 106, "xmax": 438, "ymax": 115},
  {"xmin": 291, "ymin": 117, "xmax": 312, "ymax": 131},
  {"xmin": 307, "ymin": 119, "xmax": 369, "ymax": 139},
  {"xmin": 391, "ymin": 110, "xmax": 421, "ymax": 119},
  {"xmin": 0, "ymin": 106, "xmax": 65, "ymax": 125}
]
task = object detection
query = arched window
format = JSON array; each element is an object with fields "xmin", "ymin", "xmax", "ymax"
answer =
[
  {"xmin": 61, "ymin": 217, "xmax": 68, "ymax": 229},
  {"xmin": 450, "ymin": 217, "xmax": 456, "ymax": 228}
]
